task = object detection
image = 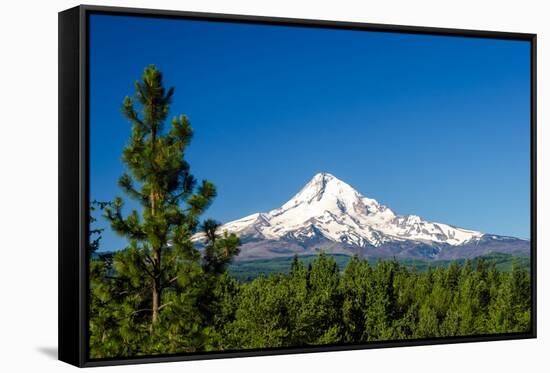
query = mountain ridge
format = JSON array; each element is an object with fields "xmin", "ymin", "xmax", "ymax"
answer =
[{"xmin": 194, "ymin": 173, "xmax": 529, "ymax": 261}]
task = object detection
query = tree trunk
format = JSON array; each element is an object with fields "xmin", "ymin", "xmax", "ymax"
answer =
[
  {"xmin": 150, "ymin": 127, "xmax": 160, "ymax": 327},
  {"xmin": 151, "ymin": 246, "xmax": 161, "ymax": 327}
]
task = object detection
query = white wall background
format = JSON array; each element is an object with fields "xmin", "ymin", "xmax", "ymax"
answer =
[{"xmin": 0, "ymin": 0, "xmax": 547, "ymax": 371}]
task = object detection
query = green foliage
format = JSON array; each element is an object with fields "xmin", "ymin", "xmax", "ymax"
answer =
[
  {"xmin": 89, "ymin": 200, "xmax": 113, "ymax": 254},
  {"xmin": 91, "ymin": 248, "xmax": 531, "ymax": 358},
  {"xmin": 213, "ymin": 253, "xmax": 530, "ymax": 351},
  {"xmin": 89, "ymin": 66, "xmax": 240, "ymax": 358}
]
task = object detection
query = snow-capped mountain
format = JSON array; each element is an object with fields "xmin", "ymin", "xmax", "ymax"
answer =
[{"xmin": 195, "ymin": 173, "xmax": 529, "ymax": 261}]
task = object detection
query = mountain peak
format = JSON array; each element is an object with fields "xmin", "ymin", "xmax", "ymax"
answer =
[
  {"xmin": 193, "ymin": 174, "xmax": 493, "ymax": 260},
  {"xmin": 311, "ymin": 172, "xmax": 336, "ymax": 182},
  {"xmin": 307, "ymin": 172, "xmax": 339, "ymax": 195},
  {"xmin": 281, "ymin": 172, "xmax": 360, "ymax": 211}
]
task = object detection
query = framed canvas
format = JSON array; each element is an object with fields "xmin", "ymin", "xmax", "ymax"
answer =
[{"xmin": 58, "ymin": 5, "xmax": 537, "ymax": 367}]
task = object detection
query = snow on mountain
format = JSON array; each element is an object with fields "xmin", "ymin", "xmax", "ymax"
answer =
[
  {"xmin": 207, "ymin": 173, "xmax": 483, "ymax": 247},
  {"xmin": 193, "ymin": 172, "xmax": 528, "ymax": 261}
]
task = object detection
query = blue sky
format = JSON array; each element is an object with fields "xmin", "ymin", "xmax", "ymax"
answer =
[{"xmin": 89, "ymin": 14, "xmax": 531, "ymax": 251}]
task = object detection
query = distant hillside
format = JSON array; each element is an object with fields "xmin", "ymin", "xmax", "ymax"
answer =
[{"xmin": 228, "ymin": 252, "xmax": 530, "ymax": 282}]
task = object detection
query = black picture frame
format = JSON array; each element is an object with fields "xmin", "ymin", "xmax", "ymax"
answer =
[{"xmin": 59, "ymin": 4, "xmax": 537, "ymax": 368}]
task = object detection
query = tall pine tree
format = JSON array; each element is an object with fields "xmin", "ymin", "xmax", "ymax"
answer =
[{"xmin": 104, "ymin": 65, "xmax": 239, "ymax": 328}]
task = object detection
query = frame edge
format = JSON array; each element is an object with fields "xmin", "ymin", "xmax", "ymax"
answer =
[
  {"xmin": 63, "ymin": 4, "xmax": 537, "ymax": 367},
  {"xmin": 58, "ymin": 5, "xmax": 85, "ymax": 368}
]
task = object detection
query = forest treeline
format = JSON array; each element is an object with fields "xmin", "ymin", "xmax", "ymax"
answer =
[{"xmin": 90, "ymin": 252, "xmax": 531, "ymax": 358}]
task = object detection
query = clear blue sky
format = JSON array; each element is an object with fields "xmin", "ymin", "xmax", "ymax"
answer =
[{"xmin": 89, "ymin": 14, "xmax": 531, "ymax": 252}]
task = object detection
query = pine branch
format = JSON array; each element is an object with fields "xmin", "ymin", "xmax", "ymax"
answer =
[
  {"xmin": 168, "ymin": 115, "xmax": 193, "ymax": 149},
  {"xmin": 158, "ymin": 302, "xmax": 173, "ymax": 311},
  {"xmin": 138, "ymin": 259, "xmax": 155, "ymax": 279},
  {"xmin": 131, "ymin": 308, "xmax": 152, "ymax": 316},
  {"xmin": 186, "ymin": 180, "xmax": 217, "ymax": 217},
  {"xmin": 122, "ymin": 96, "xmax": 145, "ymax": 131},
  {"xmin": 104, "ymin": 198, "xmax": 147, "ymax": 240},
  {"xmin": 164, "ymin": 276, "xmax": 179, "ymax": 287},
  {"xmin": 167, "ymin": 171, "xmax": 195, "ymax": 205},
  {"xmin": 118, "ymin": 173, "xmax": 149, "ymax": 207}
]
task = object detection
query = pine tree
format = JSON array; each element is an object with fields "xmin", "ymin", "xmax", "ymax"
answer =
[
  {"xmin": 104, "ymin": 65, "xmax": 239, "ymax": 329},
  {"xmin": 89, "ymin": 200, "xmax": 113, "ymax": 255},
  {"xmin": 340, "ymin": 255, "xmax": 369, "ymax": 342},
  {"xmin": 290, "ymin": 254, "xmax": 301, "ymax": 275},
  {"xmin": 306, "ymin": 252, "xmax": 342, "ymax": 344},
  {"xmin": 201, "ymin": 219, "xmax": 240, "ymax": 275},
  {"xmin": 364, "ymin": 260, "xmax": 398, "ymax": 340}
]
